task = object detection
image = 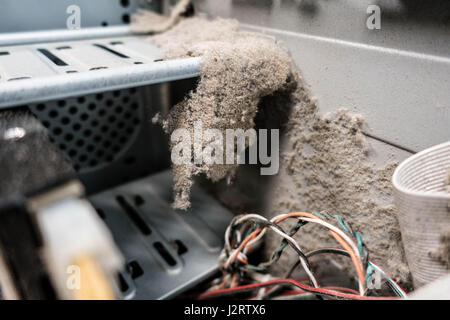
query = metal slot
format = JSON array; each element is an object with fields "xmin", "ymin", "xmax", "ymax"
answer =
[
  {"xmin": 127, "ymin": 260, "xmax": 144, "ymax": 279},
  {"xmin": 153, "ymin": 242, "xmax": 177, "ymax": 267},
  {"xmin": 8, "ymin": 76, "xmax": 31, "ymax": 81},
  {"xmin": 116, "ymin": 195, "xmax": 151, "ymax": 235},
  {"xmin": 37, "ymin": 48, "xmax": 68, "ymax": 66},
  {"xmin": 93, "ymin": 44, "xmax": 129, "ymax": 59}
]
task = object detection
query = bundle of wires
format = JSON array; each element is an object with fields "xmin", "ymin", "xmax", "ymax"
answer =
[{"xmin": 199, "ymin": 211, "xmax": 407, "ymax": 300}]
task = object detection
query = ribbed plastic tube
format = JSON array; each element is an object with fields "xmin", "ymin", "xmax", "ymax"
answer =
[{"xmin": 393, "ymin": 141, "xmax": 450, "ymax": 288}]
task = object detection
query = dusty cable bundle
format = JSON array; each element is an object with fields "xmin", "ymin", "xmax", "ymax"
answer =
[{"xmin": 199, "ymin": 211, "xmax": 407, "ymax": 300}]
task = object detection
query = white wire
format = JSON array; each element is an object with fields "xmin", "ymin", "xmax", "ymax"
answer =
[
  {"xmin": 269, "ymin": 213, "xmax": 363, "ymax": 270},
  {"xmin": 223, "ymin": 214, "xmax": 319, "ymax": 288}
]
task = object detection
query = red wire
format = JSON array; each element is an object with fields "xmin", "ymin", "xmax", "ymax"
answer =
[
  {"xmin": 280, "ymin": 286, "xmax": 360, "ymax": 297},
  {"xmin": 199, "ymin": 279, "xmax": 400, "ymax": 300}
]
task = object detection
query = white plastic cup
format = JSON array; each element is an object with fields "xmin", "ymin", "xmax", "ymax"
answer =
[{"xmin": 392, "ymin": 141, "xmax": 450, "ymax": 288}]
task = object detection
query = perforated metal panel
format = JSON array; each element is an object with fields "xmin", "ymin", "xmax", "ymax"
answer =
[{"xmin": 28, "ymin": 88, "xmax": 143, "ymax": 172}]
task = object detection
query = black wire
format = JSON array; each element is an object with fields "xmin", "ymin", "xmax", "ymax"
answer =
[{"xmin": 261, "ymin": 248, "xmax": 351, "ymax": 300}]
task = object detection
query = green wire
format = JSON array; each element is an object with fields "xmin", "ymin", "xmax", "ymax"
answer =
[
  {"xmin": 312, "ymin": 211, "xmax": 327, "ymax": 219},
  {"xmin": 333, "ymin": 215, "xmax": 349, "ymax": 232}
]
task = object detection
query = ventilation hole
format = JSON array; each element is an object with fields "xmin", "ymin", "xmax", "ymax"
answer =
[
  {"xmin": 116, "ymin": 195, "xmax": 151, "ymax": 235},
  {"xmin": 52, "ymin": 127, "xmax": 62, "ymax": 135},
  {"xmin": 154, "ymin": 242, "xmax": 177, "ymax": 266},
  {"xmin": 80, "ymin": 113, "xmax": 89, "ymax": 121},
  {"xmin": 93, "ymin": 135, "xmax": 102, "ymax": 142},
  {"xmin": 0, "ymin": 51, "xmax": 10, "ymax": 55},
  {"xmin": 103, "ymin": 140, "xmax": 111, "ymax": 148},
  {"xmin": 124, "ymin": 112, "xmax": 132, "ymax": 119},
  {"xmin": 101, "ymin": 21, "xmax": 108, "ymax": 27},
  {"xmin": 83, "ymin": 129, "xmax": 92, "ymax": 137},
  {"xmin": 42, "ymin": 120, "xmax": 50, "ymax": 128},
  {"xmin": 126, "ymin": 127, "xmax": 134, "ymax": 134},
  {"xmin": 131, "ymin": 103, "xmax": 138, "ymax": 110},
  {"xmin": 89, "ymin": 159, "xmax": 98, "ymax": 167},
  {"xmin": 106, "ymin": 100, "xmax": 114, "ymax": 107},
  {"xmin": 119, "ymin": 136, "xmax": 127, "ymax": 144},
  {"xmin": 96, "ymin": 93, "xmax": 104, "ymax": 101},
  {"xmin": 122, "ymin": 14, "xmax": 130, "ymax": 24},
  {"xmin": 93, "ymin": 44, "xmax": 129, "ymax": 59},
  {"xmin": 87, "ymin": 145, "xmax": 95, "ymax": 152},
  {"xmin": 68, "ymin": 149, "xmax": 77, "ymax": 157},
  {"xmin": 91, "ymin": 120, "xmax": 99, "ymax": 127},
  {"xmin": 134, "ymin": 195, "xmax": 144, "ymax": 206},
  {"xmin": 77, "ymin": 97, "xmax": 86, "ymax": 104},
  {"xmin": 127, "ymin": 260, "xmax": 143, "ymax": 279},
  {"xmin": 37, "ymin": 48, "xmax": 68, "ymax": 66},
  {"xmin": 113, "ymin": 90, "xmax": 121, "ymax": 97},
  {"xmin": 117, "ymin": 122, "xmax": 125, "ymax": 129},
  {"xmin": 69, "ymin": 106, "xmax": 78, "ymax": 115},
  {"xmin": 154, "ymin": 58, "xmax": 163, "ymax": 62},
  {"xmin": 37, "ymin": 104, "xmax": 46, "ymax": 111},
  {"xmin": 101, "ymin": 125, "xmax": 109, "ymax": 133},
  {"xmin": 115, "ymin": 106, "xmax": 123, "ymax": 114},
  {"xmin": 72, "ymin": 123, "xmax": 81, "ymax": 131},
  {"xmin": 76, "ymin": 139, "xmax": 84, "ymax": 147},
  {"xmin": 49, "ymin": 110, "xmax": 58, "ymax": 118},
  {"xmin": 120, "ymin": 0, "xmax": 130, "ymax": 8},
  {"xmin": 66, "ymin": 70, "xmax": 78, "ymax": 74},
  {"xmin": 109, "ymin": 115, "xmax": 117, "ymax": 123},
  {"xmin": 118, "ymin": 273, "xmax": 129, "ymax": 292},
  {"xmin": 8, "ymin": 77, "xmax": 31, "ymax": 81},
  {"xmin": 134, "ymin": 62, "xmax": 143, "ymax": 65},
  {"xmin": 110, "ymin": 41, "xmax": 123, "ymax": 45},
  {"xmin": 172, "ymin": 239, "xmax": 188, "ymax": 255},
  {"xmin": 79, "ymin": 154, "xmax": 87, "ymax": 162},
  {"xmin": 88, "ymin": 103, "xmax": 96, "ymax": 111},
  {"xmin": 64, "ymin": 133, "xmax": 74, "ymax": 141},
  {"xmin": 96, "ymin": 150, "xmax": 105, "ymax": 157},
  {"xmin": 122, "ymin": 96, "xmax": 130, "ymax": 104},
  {"xmin": 57, "ymin": 100, "xmax": 66, "ymax": 107},
  {"xmin": 90, "ymin": 66, "xmax": 108, "ymax": 71},
  {"xmin": 98, "ymin": 109, "xmax": 106, "ymax": 116},
  {"xmin": 61, "ymin": 117, "xmax": 70, "ymax": 125},
  {"xmin": 56, "ymin": 46, "xmax": 72, "ymax": 50},
  {"xmin": 74, "ymin": 164, "xmax": 80, "ymax": 171},
  {"xmin": 130, "ymin": 88, "xmax": 137, "ymax": 94},
  {"xmin": 59, "ymin": 143, "xmax": 67, "ymax": 150},
  {"xmin": 124, "ymin": 156, "xmax": 136, "ymax": 165}
]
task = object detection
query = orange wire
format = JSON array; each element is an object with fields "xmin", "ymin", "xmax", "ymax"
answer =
[
  {"xmin": 274, "ymin": 212, "xmax": 365, "ymax": 290},
  {"xmin": 229, "ymin": 227, "xmax": 261, "ymax": 265}
]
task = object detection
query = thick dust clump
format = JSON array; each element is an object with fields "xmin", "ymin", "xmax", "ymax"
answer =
[{"xmin": 148, "ymin": 18, "xmax": 291, "ymax": 209}]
